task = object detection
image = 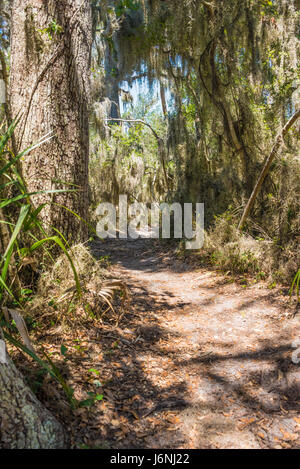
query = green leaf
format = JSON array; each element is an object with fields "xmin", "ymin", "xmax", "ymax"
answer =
[
  {"xmin": 0, "ymin": 189, "xmax": 76, "ymax": 210},
  {"xmin": 78, "ymin": 398, "xmax": 95, "ymax": 408},
  {"xmin": 0, "ymin": 132, "xmax": 53, "ymax": 177},
  {"xmin": 61, "ymin": 344, "xmax": 68, "ymax": 356},
  {"xmin": 0, "ymin": 205, "xmax": 31, "ymax": 298},
  {"xmin": 0, "ymin": 117, "xmax": 20, "ymax": 155}
]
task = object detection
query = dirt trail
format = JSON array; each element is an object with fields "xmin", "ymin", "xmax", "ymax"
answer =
[{"xmin": 90, "ymin": 237, "xmax": 300, "ymax": 449}]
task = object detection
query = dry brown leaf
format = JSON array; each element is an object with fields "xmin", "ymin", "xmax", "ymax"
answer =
[
  {"xmin": 280, "ymin": 405, "xmax": 289, "ymax": 414},
  {"xmin": 3, "ymin": 307, "xmax": 35, "ymax": 352},
  {"xmin": 122, "ymin": 406, "xmax": 140, "ymax": 419},
  {"xmin": 167, "ymin": 415, "xmax": 180, "ymax": 424},
  {"xmin": 111, "ymin": 419, "xmax": 121, "ymax": 428},
  {"xmin": 238, "ymin": 417, "xmax": 256, "ymax": 429},
  {"xmin": 280, "ymin": 428, "xmax": 299, "ymax": 441}
]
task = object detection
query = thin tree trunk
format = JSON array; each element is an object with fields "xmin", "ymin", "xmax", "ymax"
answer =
[
  {"xmin": 102, "ymin": 1, "xmax": 120, "ymax": 122},
  {"xmin": 160, "ymin": 82, "xmax": 168, "ymax": 118},
  {"xmin": 0, "ymin": 330, "xmax": 66, "ymax": 449},
  {"xmin": 238, "ymin": 109, "xmax": 300, "ymax": 230},
  {"xmin": 104, "ymin": 38, "xmax": 120, "ymax": 121},
  {"xmin": 9, "ymin": 0, "xmax": 92, "ymax": 243}
]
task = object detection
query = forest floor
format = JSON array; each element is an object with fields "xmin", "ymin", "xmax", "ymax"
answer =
[{"xmin": 17, "ymin": 237, "xmax": 300, "ymax": 449}]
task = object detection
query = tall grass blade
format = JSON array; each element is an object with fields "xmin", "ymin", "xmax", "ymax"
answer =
[{"xmin": 29, "ymin": 236, "xmax": 82, "ymax": 297}]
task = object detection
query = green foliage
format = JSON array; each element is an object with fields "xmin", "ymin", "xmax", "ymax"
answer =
[
  {"xmin": 39, "ymin": 20, "xmax": 63, "ymax": 40},
  {"xmin": 78, "ymin": 392, "xmax": 103, "ymax": 408},
  {"xmin": 90, "ymin": 91, "xmax": 169, "ymax": 209},
  {"xmin": 0, "ymin": 121, "xmax": 91, "ymax": 406},
  {"xmin": 115, "ymin": 0, "xmax": 140, "ymax": 18},
  {"xmin": 92, "ymin": 0, "xmax": 299, "ymax": 284},
  {"xmin": 290, "ymin": 269, "xmax": 300, "ymax": 302},
  {"xmin": 0, "ymin": 120, "xmax": 82, "ymax": 303}
]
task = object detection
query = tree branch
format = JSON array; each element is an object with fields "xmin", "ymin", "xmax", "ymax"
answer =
[{"xmin": 238, "ymin": 109, "xmax": 300, "ymax": 230}]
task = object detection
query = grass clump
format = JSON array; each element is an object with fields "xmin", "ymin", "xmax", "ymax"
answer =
[
  {"xmin": 29, "ymin": 243, "xmax": 129, "ymax": 328},
  {"xmin": 204, "ymin": 209, "xmax": 299, "ymax": 286}
]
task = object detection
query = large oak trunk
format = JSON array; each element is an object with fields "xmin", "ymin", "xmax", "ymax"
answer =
[
  {"xmin": 10, "ymin": 0, "xmax": 92, "ymax": 243},
  {"xmin": 0, "ymin": 331, "xmax": 66, "ymax": 448}
]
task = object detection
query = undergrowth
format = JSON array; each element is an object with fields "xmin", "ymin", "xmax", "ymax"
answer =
[
  {"xmin": 204, "ymin": 208, "xmax": 299, "ymax": 292},
  {"xmin": 0, "ymin": 121, "xmax": 128, "ymax": 408}
]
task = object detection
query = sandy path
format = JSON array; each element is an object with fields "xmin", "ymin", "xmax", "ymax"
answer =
[{"xmin": 90, "ymin": 238, "xmax": 300, "ymax": 449}]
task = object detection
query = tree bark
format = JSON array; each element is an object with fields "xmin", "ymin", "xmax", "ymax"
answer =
[
  {"xmin": 104, "ymin": 38, "xmax": 120, "ymax": 121},
  {"xmin": 160, "ymin": 82, "xmax": 168, "ymax": 118},
  {"xmin": 9, "ymin": 0, "xmax": 92, "ymax": 243},
  {"xmin": 238, "ymin": 109, "xmax": 300, "ymax": 230},
  {"xmin": 0, "ymin": 330, "xmax": 66, "ymax": 449}
]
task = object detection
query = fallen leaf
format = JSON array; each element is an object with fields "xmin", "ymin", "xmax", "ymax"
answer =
[
  {"xmin": 238, "ymin": 417, "xmax": 256, "ymax": 429},
  {"xmin": 111, "ymin": 419, "xmax": 120, "ymax": 428},
  {"xmin": 280, "ymin": 428, "xmax": 299, "ymax": 441},
  {"xmin": 280, "ymin": 405, "xmax": 289, "ymax": 414}
]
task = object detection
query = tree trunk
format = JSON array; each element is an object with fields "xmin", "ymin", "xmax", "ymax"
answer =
[
  {"xmin": 9, "ymin": 0, "xmax": 92, "ymax": 243},
  {"xmin": 104, "ymin": 38, "xmax": 120, "ymax": 121},
  {"xmin": 102, "ymin": 0, "xmax": 120, "ymax": 122},
  {"xmin": 0, "ymin": 330, "xmax": 66, "ymax": 448},
  {"xmin": 160, "ymin": 82, "xmax": 168, "ymax": 118}
]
